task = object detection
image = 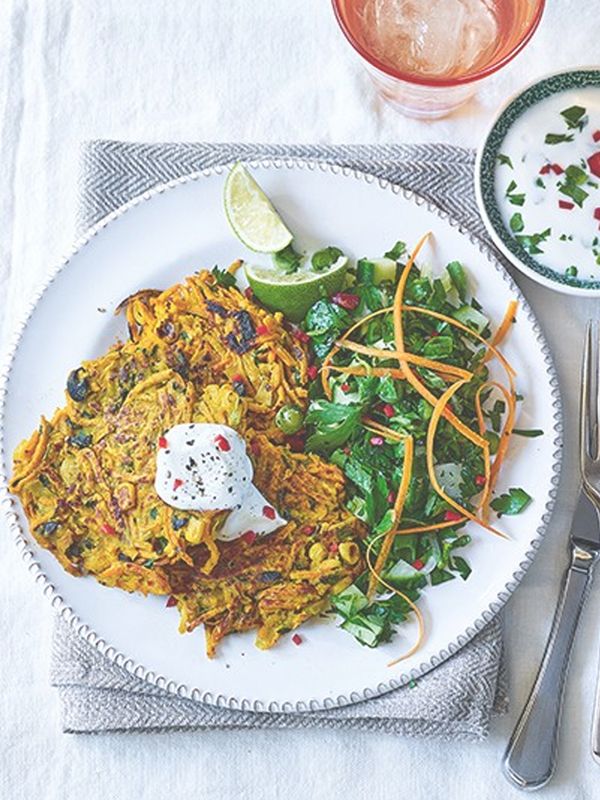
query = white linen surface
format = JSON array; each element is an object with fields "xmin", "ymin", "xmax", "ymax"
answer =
[{"xmin": 0, "ymin": 1, "xmax": 599, "ymax": 798}]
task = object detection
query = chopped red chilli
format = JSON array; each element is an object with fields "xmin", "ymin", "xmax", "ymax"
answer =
[
  {"xmin": 381, "ymin": 403, "xmax": 395, "ymax": 418},
  {"xmin": 215, "ymin": 434, "xmax": 231, "ymax": 451},
  {"xmin": 158, "ymin": 436, "xmax": 168, "ymax": 448},
  {"xmin": 307, "ymin": 365, "xmax": 319, "ymax": 381},
  {"xmin": 291, "ymin": 633, "xmax": 303, "ymax": 645},
  {"xmin": 550, "ymin": 163, "xmax": 564, "ymax": 175},
  {"xmin": 173, "ymin": 478, "xmax": 184, "ymax": 491},
  {"xmin": 166, "ymin": 595, "xmax": 178, "ymax": 608},
  {"xmin": 475, "ymin": 474, "xmax": 486, "ymax": 487},
  {"xmin": 559, "ymin": 200, "xmax": 575, "ymax": 210},
  {"xmin": 594, "ymin": 131, "xmax": 600, "ymax": 143},
  {"xmin": 588, "ymin": 153, "xmax": 600, "ymax": 178},
  {"xmin": 594, "ymin": 208, "xmax": 600, "ymax": 221},
  {"xmin": 262, "ymin": 505, "xmax": 276, "ymax": 520},
  {"xmin": 101, "ymin": 523, "xmax": 117, "ymax": 536},
  {"xmin": 241, "ymin": 531, "xmax": 257, "ymax": 545},
  {"xmin": 412, "ymin": 559, "xmax": 425, "ymax": 570},
  {"xmin": 255, "ymin": 324, "xmax": 269, "ymax": 336}
]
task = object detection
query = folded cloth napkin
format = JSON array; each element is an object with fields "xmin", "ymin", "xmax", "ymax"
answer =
[{"xmin": 51, "ymin": 140, "xmax": 508, "ymax": 739}]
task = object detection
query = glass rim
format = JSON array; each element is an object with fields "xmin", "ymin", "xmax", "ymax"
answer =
[{"xmin": 331, "ymin": 0, "xmax": 546, "ymax": 88}]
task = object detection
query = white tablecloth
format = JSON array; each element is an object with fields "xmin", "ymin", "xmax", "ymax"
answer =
[{"xmin": 1, "ymin": 1, "xmax": 599, "ymax": 798}]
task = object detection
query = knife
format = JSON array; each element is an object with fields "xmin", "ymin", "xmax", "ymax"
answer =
[{"xmin": 503, "ymin": 488, "xmax": 600, "ymax": 790}]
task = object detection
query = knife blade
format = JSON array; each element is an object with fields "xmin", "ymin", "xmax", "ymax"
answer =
[{"xmin": 571, "ymin": 488, "xmax": 600, "ymax": 551}]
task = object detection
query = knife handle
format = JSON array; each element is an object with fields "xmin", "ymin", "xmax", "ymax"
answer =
[
  {"xmin": 503, "ymin": 549, "xmax": 594, "ymax": 790},
  {"xmin": 590, "ymin": 644, "xmax": 600, "ymax": 762}
]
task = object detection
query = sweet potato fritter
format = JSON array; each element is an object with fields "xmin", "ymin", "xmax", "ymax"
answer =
[{"xmin": 10, "ymin": 269, "xmax": 366, "ymax": 655}]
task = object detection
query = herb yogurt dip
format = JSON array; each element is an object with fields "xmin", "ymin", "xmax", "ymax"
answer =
[{"xmin": 495, "ymin": 87, "xmax": 600, "ymax": 280}]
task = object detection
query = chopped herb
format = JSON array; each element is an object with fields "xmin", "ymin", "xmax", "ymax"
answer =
[
  {"xmin": 273, "ymin": 243, "xmax": 303, "ymax": 274},
  {"xmin": 559, "ymin": 181, "xmax": 588, "ymax": 207},
  {"xmin": 545, "ymin": 132, "xmax": 575, "ymax": 145},
  {"xmin": 446, "ymin": 261, "xmax": 467, "ymax": 301},
  {"xmin": 491, "ymin": 488, "xmax": 532, "ymax": 516},
  {"xmin": 505, "ymin": 180, "xmax": 526, "ymax": 206},
  {"xmin": 384, "ymin": 241, "xmax": 406, "ymax": 260},
  {"xmin": 565, "ymin": 164, "xmax": 588, "ymax": 185},
  {"xmin": 311, "ymin": 246, "xmax": 344, "ymax": 272},
  {"xmin": 509, "ymin": 212, "xmax": 525, "ymax": 233},
  {"xmin": 515, "ymin": 228, "xmax": 551, "ymax": 255},
  {"xmin": 211, "ymin": 265, "xmax": 237, "ymax": 288},
  {"xmin": 513, "ymin": 428, "xmax": 544, "ymax": 437},
  {"xmin": 560, "ymin": 105, "xmax": 588, "ymax": 131},
  {"xmin": 565, "ymin": 266, "xmax": 578, "ymax": 278},
  {"xmin": 497, "ymin": 153, "xmax": 514, "ymax": 169},
  {"xmin": 535, "ymin": 177, "xmax": 546, "ymax": 189}
]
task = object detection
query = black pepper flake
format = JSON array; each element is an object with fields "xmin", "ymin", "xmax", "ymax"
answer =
[{"xmin": 259, "ymin": 571, "xmax": 282, "ymax": 583}]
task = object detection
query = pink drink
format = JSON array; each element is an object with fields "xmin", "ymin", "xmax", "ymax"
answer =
[{"xmin": 333, "ymin": 0, "xmax": 545, "ymax": 118}]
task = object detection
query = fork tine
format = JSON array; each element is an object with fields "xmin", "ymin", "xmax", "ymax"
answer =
[{"xmin": 581, "ymin": 321, "xmax": 599, "ymax": 465}]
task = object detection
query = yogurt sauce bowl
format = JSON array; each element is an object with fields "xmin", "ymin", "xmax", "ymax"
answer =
[{"xmin": 476, "ymin": 68, "xmax": 600, "ymax": 296}]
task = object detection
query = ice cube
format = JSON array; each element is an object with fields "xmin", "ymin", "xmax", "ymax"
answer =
[{"xmin": 359, "ymin": 0, "xmax": 498, "ymax": 78}]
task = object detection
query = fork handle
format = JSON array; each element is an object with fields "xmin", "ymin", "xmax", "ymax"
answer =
[{"xmin": 503, "ymin": 549, "xmax": 595, "ymax": 790}]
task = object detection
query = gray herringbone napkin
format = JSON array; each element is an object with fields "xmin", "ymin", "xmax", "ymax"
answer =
[{"xmin": 51, "ymin": 140, "xmax": 508, "ymax": 739}]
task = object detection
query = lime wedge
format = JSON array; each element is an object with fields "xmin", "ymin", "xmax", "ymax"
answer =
[
  {"xmin": 224, "ymin": 164, "xmax": 293, "ymax": 253},
  {"xmin": 245, "ymin": 257, "xmax": 349, "ymax": 323}
]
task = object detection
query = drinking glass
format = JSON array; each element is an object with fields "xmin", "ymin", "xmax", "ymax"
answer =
[{"xmin": 332, "ymin": 0, "xmax": 546, "ymax": 119}]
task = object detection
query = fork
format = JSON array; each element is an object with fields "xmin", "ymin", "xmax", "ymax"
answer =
[{"xmin": 503, "ymin": 321, "xmax": 600, "ymax": 789}]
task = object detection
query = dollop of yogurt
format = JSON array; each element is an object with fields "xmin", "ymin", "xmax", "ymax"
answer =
[{"xmin": 154, "ymin": 423, "xmax": 286, "ymax": 541}]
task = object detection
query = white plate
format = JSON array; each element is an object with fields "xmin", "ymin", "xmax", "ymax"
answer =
[{"xmin": 0, "ymin": 161, "xmax": 561, "ymax": 711}]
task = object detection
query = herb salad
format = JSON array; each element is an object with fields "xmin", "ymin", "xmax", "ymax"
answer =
[{"xmin": 291, "ymin": 238, "xmax": 534, "ymax": 655}]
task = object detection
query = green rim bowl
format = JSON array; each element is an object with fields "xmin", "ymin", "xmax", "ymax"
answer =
[{"xmin": 475, "ymin": 67, "xmax": 600, "ymax": 296}]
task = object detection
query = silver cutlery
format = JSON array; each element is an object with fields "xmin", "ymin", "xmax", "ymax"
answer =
[{"xmin": 503, "ymin": 321, "xmax": 600, "ymax": 790}]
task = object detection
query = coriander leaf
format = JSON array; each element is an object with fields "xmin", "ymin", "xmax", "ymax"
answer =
[
  {"xmin": 384, "ymin": 240, "xmax": 406, "ymax": 260},
  {"xmin": 273, "ymin": 243, "xmax": 303, "ymax": 274},
  {"xmin": 330, "ymin": 585, "xmax": 369, "ymax": 618},
  {"xmin": 506, "ymin": 179, "xmax": 517, "ymax": 194},
  {"xmin": 423, "ymin": 335, "xmax": 453, "ymax": 358},
  {"xmin": 452, "ymin": 555, "xmax": 472, "ymax": 581},
  {"xmin": 305, "ymin": 400, "xmax": 363, "ymax": 453},
  {"xmin": 559, "ymin": 181, "xmax": 588, "ymax": 207},
  {"xmin": 341, "ymin": 612, "xmax": 390, "ymax": 648},
  {"xmin": 565, "ymin": 164, "xmax": 588, "ymax": 185},
  {"xmin": 513, "ymin": 428, "xmax": 544, "ymax": 437},
  {"xmin": 211, "ymin": 265, "xmax": 237, "ymax": 288},
  {"xmin": 507, "ymin": 193, "xmax": 526, "ymax": 206},
  {"xmin": 510, "ymin": 212, "xmax": 525, "ymax": 232},
  {"xmin": 356, "ymin": 258, "xmax": 375, "ymax": 284},
  {"xmin": 560, "ymin": 105, "xmax": 588, "ymax": 131},
  {"xmin": 490, "ymin": 487, "xmax": 532, "ymax": 516},
  {"xmin": 545, "ymin": 132, "xmax": 574, "ymax": 145},
  {"xmin": 535, "ymin": 177, "xmax": 546, "ymax": 188},
  {"xmin": 311, "ymin": 246, "xmax": 343, "ymax": 272},
  {"xmin": 446, "ymin": 261, "xmax": 467, "ymax": 301},
  {"xmin": 497, "ymin": 153, "xmax": 513, "ymax": 169},
  {"xmin": 515, "ymin": 228, "xmax": 551, "ymax": 255}
]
